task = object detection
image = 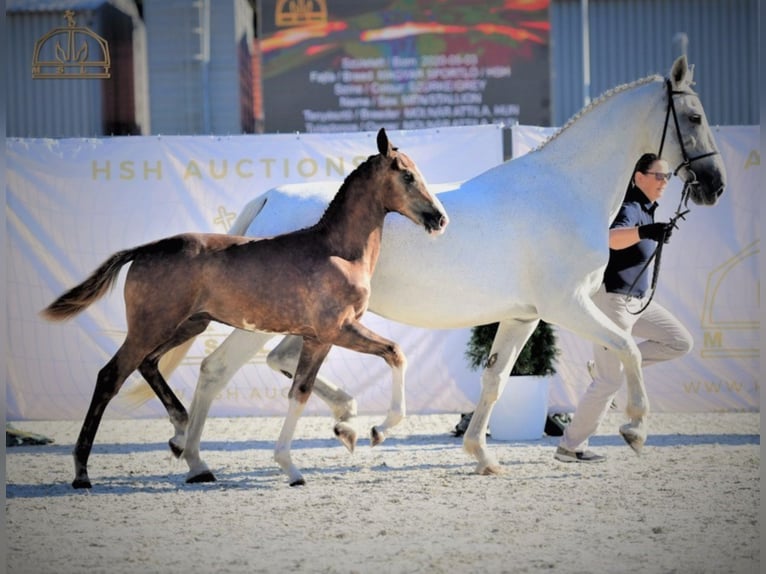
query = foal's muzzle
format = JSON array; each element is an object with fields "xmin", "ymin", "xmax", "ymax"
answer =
[{"xmin": 423, "ymin": 210, "xmax": 449, "ymax": 235}]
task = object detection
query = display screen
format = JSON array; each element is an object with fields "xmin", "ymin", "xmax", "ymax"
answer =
[{"xmin": 259, "ymin": 0, "xmax": 550, "ymax": 133}]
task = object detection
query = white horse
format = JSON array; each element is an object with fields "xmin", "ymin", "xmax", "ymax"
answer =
[{"xmin": 155, "ymin": 56, "xmax": 725, "ymax": 483}]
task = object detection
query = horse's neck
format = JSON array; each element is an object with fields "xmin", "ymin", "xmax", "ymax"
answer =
[
  {"xmin": 534, "ymin": 80, "xmax": 664, "ymax": 218},
  {"xmin": 315, "ymin": 183, "xmax": 386, "ymax": 265}
]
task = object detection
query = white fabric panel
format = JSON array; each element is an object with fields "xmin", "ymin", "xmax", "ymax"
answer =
[
  {"xmin": 6, "ymin": 126, "xmax": 501, "ymax": 420},
  {"xmin": 5, "ymin": 124, "xmax": 758, "ymax": 420}
]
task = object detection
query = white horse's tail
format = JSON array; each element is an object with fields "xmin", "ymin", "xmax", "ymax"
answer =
[
  {"xmin": 229, "ymin": 193, "xmax": 270, "ymax": 236},
  {"xmin": 121, "ymin": 193, "xmax": 272, "ymax": 409}
]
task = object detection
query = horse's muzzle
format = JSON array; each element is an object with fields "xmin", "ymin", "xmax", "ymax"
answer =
[
  {"xmin": 424, "ymin": 212, "xmax": 449, "ymax": 235},
  {"xmin": 691, "ymin": 180, "xmax": 726, "ymax": 206}
]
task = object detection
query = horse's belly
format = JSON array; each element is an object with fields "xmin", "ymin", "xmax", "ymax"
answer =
[{"xmin": 369, "ymin": 254, "xmax": 532, "ymax": 329}]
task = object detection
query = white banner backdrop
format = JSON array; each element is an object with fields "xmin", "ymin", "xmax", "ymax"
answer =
[
  {"xmin": 6, "ymin": 126, "xmax": 502, "ymax": 420},
  {"xmin": 6, "ymin": 124, "xmax": 759, "ymax": 421},
  {"xmin": 514, "ymin": 124, "xmax": 760, "ymax": 413}
]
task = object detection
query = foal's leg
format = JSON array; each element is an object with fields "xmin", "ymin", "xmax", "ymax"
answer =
[
  {"xmin": 72, "ymin": 342, "xmax": 147, "ymax": 488},
  {"xmin": 138, "ymin": 358, "xmax": 188, "ymax": 453},
  {"xmin": 274, "ymin": 338, "xmax": 333, "ymax": 486},
  {"xmin": 331, "ymin": 321, "xmax": 407, "ymax": 447},
  {"xmin": 140, "ymin": 316, "xmax": 212, "ymax": 456},
  {"xmin": 267, "ymin": 335, "xmax": 359, "ymax": 452},
  {"xmin": 463, "ymin": 318, "xmax": 539, "ymax": 475},
  {"xmin": 182, "ymin": 329, "xmax": 276, "ymax": 483}
]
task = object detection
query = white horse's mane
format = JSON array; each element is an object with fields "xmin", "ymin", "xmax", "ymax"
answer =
[{"xmin": 535, "ymin": 74, "xmax": 662, "ymax": 151}]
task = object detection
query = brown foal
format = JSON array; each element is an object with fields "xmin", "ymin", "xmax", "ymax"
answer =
[{"xmin": 42, "ymin": 128, "xmax": 448, "ymax": 487}]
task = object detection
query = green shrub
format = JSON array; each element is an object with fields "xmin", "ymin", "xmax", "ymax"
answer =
[{"xmin": 465, "ymin": 321, "xmax": 558, "ymax": 376}]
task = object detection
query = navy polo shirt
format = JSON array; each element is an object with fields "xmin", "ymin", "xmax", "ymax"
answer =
[{"xmin": 603, "ymin": 186, "xmax": 658, "ymax": 297}]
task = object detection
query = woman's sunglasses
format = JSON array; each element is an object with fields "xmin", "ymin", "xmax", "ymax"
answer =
[{"xmin": 644, "ymin": 171, "xmax": 673, "ymax": 182}]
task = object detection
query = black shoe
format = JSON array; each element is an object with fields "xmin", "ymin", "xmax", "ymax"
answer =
[
  {"xmin": 544, "ymin": 413, "xmax": 571, "ymax": 436},
  {"xmin": 554, "ymin": 446, "xmax": 606, "ymax": 463},
  {"xmin": 452, "ymin": 412, "xmax": 473, "ymax": 437}
]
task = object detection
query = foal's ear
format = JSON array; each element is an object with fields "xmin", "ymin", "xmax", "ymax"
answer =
[{"xmin": 377, "ymin": 127, "xmax": 393, "ymax": 157}]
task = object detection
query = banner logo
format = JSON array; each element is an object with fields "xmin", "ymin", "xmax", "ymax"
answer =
[
  {"xmin": 701, "ymin": 240, "xmax": 760, "ymax": 359},
  {"xmin": 275, "ymin": 0, "xmax": 328, "ymax": 27},
  {"xmin": 32, "ymin": 10, "xmax": 111, "ymax": 79}
]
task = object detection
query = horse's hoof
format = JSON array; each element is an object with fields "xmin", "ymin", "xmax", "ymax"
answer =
[
  {"xmin": 168, "ymin": 440, "xmax": 184, "ymax": 458},
  {"xmin": 370, "ymin": 426, "xmax": 386, "ymax": 447},
  {"xmin": 186, "ymin": 471, "xmax": 217, "ymax": 483},
  {"xmin": 72, "ymin": 477, "xmax": 92, "ymax": 489},
  {"xmin": 619, "ymin": 427, "xmax": 645, "ymax": 455},
  {"xmin": 334, "ymin": 422, "xmax": 357, "ymax": 453},
  {"xmin": 289, "ymin": 477, "xmax": 306, "ymax": 487},
  {"xmin": 476, "ymin": 462, "xmax": 504, "ymax": 476}
]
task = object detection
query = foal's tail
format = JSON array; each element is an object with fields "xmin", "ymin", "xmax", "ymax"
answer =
[{"xmin": 40, "ymin": 248, "xmax": 140, "ymax": 321}]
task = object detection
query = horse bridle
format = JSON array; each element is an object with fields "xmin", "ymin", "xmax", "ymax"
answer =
[
  {"xmin": 626, "ymin": 78, "xmax": 719, "ymax": 315},
  {"xmin": 658, "ymin": 78, "xmax": 720, "ymax": 180}
]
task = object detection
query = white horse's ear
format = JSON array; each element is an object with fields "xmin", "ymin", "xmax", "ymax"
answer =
[{"xmin": 670, "ymin": 55, "xmax": 690, "ymax": 89}]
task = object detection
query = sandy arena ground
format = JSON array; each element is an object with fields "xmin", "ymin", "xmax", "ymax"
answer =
[{"xmin": 4, "ymin": 411, "xmax": 760, "ymax": 574}]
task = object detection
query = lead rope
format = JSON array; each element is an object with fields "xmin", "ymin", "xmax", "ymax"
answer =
[
  {"xmin": 624, "ymin": 77, "xmax": 718, "ymax": 314},
  {"xmin": 625, "ymin": 185, "xmax": 691, "ymax": 315}
]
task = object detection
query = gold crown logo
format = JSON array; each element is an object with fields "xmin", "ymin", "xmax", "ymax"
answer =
[
  {"xmin": 275, "ymin": 0, "xmax": 328, "ymax": 27},
  {"xmin": 32, "ymin": 11, "xmax": 111, "ymax": 79}
]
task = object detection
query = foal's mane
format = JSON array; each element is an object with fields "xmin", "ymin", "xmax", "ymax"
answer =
[
  {"xmin": 316, "ymin": 152, "xmax": 380, "ymax": 226},
  {"xmin": 534, "ymin": 74, "xmax": 661, "ymax": 152}
]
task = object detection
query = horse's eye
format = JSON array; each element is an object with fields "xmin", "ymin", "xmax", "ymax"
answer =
[
  {"xmin": 689, "ymin": 114, "xmax": 702, "ymax": 125},
  {"xmin": 402, "ymin": 171, "xmax": 415, "ymax": 184}
]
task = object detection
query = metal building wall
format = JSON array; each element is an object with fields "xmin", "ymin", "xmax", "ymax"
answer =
[
  {"xmin": 550, "ymin": 0, "xmax": 758, "ymax": 127},
  {"xmin": 144, "ymin": 0, "xmax": 206, "ymax": 134},
  {"xmin": 7, "ymin": 0, "xmax": 150, "ymax": 138},
  {"xmin": 144, "ymin": 0, "xmax": 254, "ymax": 135},
  {"xmin": 7, "ymin": 8, "xmax": 103, "ymax": 137},
  {"xmin": 209, "ymin": 0, "xmax": 255, "ymax": 133}
]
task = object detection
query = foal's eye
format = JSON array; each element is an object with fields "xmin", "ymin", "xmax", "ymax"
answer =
[
  {"xmin": 402, "ymin": 171, "xmax": 415, "ymax": 184},
  {"xmin": 689, "ymin": 114, "xmax": 702, "ymax": 125}
]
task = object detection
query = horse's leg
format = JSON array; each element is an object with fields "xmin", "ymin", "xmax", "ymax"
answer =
[
  {"xmin": 139, "ymin": 316, "xmax": 212, "ymax": 456},
  {"xmin": 138, "ymin": 358, "xmax": 188, "ymax": 451},
  {"xmin": 330, "ymin": 321, "xmax": 407, "ymax": 447},
  {"xmin": 72, "ymin": 342, "xmax": 147, "ymax": 488},
  {"xmin": 267, "ymin": 335, "xmax": 359, "ymax": 452},
  {"xmin": 183, "ymin": 329, "xmax": 275, "ymax": 483},
  {"xmin": 274, "ymin": 338, "xmax": 333, "ymax": 486},
  {"xmin": 463, "ymin": 318, "xmax": 539, "ymax": 475},
  {"xmin": 549, "ymin": 295, "xmax": 647, "ymax": 452}
]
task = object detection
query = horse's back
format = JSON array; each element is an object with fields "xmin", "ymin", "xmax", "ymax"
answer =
[{"xmin": 242, "ymin": 182, "xmax": 341, "ymax": 238}]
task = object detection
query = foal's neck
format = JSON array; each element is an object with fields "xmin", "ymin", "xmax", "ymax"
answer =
[{"xmin": 315, "ymin": 175, "xmax": 387, "ymax": 264}]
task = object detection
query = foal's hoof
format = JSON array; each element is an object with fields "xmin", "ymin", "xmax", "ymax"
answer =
[
  {"xmin": 370, "ymin": 426, "xmax": 386, "ymax": 447},
  {"xmin": 186, "ymin": 471, "xmax": 217, "ymax": 483},
  {"xmin": 168, "ymin": 440, "xmax": 184, "ymax": 458},
  {"xmin": 72, "ymin": 477, "xmax": 92, "ymax": 489},
  {"xmin": 289, "ymin": 478, "xmax": 306, "ymax": 487},
  {"xmin": 619, "ymin": 426, "xmax": 645, "ymax": 455},
  {"xmin": 333, "ymin": 422, "xmax": 357, "ymax": 453}
]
